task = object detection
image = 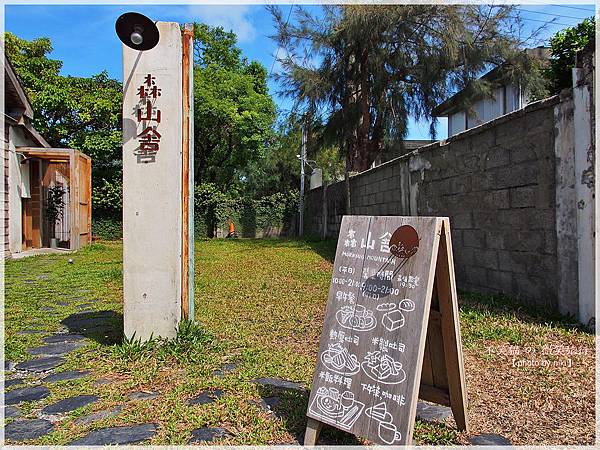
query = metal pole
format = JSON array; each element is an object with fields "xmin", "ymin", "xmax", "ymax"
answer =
[{"xmin": 299, "ymin": 122, "xmax": 306, "ymax": 237}]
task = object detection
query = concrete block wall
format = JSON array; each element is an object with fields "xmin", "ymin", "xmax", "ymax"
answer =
[
  {"xmin": 305, "ymin": 95, "xmax": 569, "ymax": 311},
  {"xmin": 416, "ymin": 98, "xmax": 559, "ymax": 306}
]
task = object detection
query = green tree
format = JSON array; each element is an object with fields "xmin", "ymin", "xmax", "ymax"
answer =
[
  {"xmin": 546, "ymin": 17, "xmax": 595, "ymax": 94},
  {"xmin": 5, "ymin": 32, "xmax": 123, "ymax": 217},
  {"xmin": 269, "ymin": 5, "xmax": 547, "ymax": 172},
  {"xmin": 192, "ymin": 24, "xmax": 276, "ymax": 189}
]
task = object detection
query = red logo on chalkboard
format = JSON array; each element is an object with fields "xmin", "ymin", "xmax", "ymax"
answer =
[{"xmin": 389, "ymin": 225, "xmax": 420, "ymax": 259}]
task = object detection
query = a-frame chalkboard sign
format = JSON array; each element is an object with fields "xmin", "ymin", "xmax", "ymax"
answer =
[{"xmin": 305, "ymin": 216, "xmax": 468, "ymax": 446}]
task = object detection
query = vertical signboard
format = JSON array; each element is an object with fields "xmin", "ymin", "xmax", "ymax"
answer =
[
  {"xmin": 122, "ymin": 22, "xmax": 183, "ymax": 340},
  {"xmin": 305, "ymin": 215, "xmax": 468, "ymax": 445}
]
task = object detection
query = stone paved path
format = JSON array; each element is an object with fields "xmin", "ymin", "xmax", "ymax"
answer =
[
  {"xmin": 6, "ymin": 316, "xmax": 499, "ymax": 446},
  {"xmin": 42, "ymin": 370, "xmax": 90, "ymax": 383},
  {"xmin": 69, "ymin": 423, "xmax": 157, "ymax": 445},
  {"xmin": 6, "ymin": 385, "xmax": 50, "ymax": 405},
  {"xmin": 5, "ymin": 419, "xmax": 54, "ymax": 441},
  {"xmin": 127, "ymin": 391, "xmax": 158, "ymax": 401},
  {"xmin": 5, "ymin": 378, "xmax": 25, "ymax": 388},
  {"xmin": 5, "ymin": 405, "xmax": 22, "ymax": 418},
  {"xmin": 188, "ymin": 389, "xmax": 223, "ymax": 405},
  {"xmin": 188, "ymin": 427, "xmax": 228, "ymax": 443},
  {"xmin": 15, "ymin": 356, "xmax": 65, "ymax": 372},
  {"xmin": 43, "ymin": 334, "xmax": 86, "ymax": 344},
  {"xmin": 74, "ymin": 405, "xmax": 123, "ymax": 426},
  {"xmin": 470, "ymin": 433, "xmax": 513, "ymax": 445},
  {"xmin": 42, "ymin": 395, "xmax": 99, "ymax": 414}
]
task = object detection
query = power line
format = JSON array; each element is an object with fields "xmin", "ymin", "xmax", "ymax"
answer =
[
  {"xmin": 270, "ymin": 4, "xmax": 294, "ymax": 76},
  {"xmin": 551, "ymin": 5, "xmax": 597, "ymax": 13},
  {"xmin": 511, "ymin": 15, "xmax": 575, "ymax": 27},
  {"xmin": 518, "ymin": 8, "xmax": 592, "ymax": 21}
]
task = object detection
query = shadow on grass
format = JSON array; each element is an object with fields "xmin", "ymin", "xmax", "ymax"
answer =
[
  {"xmin": 256, "ymin": 385, "xmax": 361, "ymax": 445},
  {"xmin": 458, "ymin": 291, "xmax": 592, "ymax": 334},
  {"xmin": 61, "ymin": 310, "xmax": 123, "ymax": 345}
]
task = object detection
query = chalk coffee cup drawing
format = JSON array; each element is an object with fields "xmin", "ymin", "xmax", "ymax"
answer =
[{"xmin": 378, "ymin": 421, "xmax": 402, "ymax": 444}]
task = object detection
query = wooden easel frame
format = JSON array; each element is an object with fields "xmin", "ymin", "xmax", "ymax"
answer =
[{"xmin": 305, "ymin": 218, "xmax": 468, "ymax": 445}]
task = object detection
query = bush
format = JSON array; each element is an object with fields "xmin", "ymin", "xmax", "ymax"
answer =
[
  {"xmin": 91, "ymin": 182, "xmax": 297, "ymax": 240},
  {"xmin": 546, "ymin": 17, "xmax": 595, "ymax": 93},
  {"xmin": 92, "ymin": 217, "xmax": 122, "ymax": 240},
  {"xmin": 194, "ymin": 184, "xmax": 298, "ymax": 238}
]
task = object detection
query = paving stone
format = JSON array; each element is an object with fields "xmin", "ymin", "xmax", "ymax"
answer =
[
  {"xmin": 264, "ymin": 396, "xmax": 280, "ymax": 409},
  {"xmin": 74, "ymin": 405, "xmax": 123, "ymax": 425},
  {"xmin": 251, "ymin": 396, "xmax": 280, "ymax": 414},
  {"xmin": 42, "ymin": 370, "xmax": 90, "ymax": 383},
  {"xmin": 5, "ymin": 378, "xmax": 25, "ymax": 388},
  {"xmin": 6, "ymin": 385, "xmax": 50, "ymax": 405},
  {"xmin": 470, "ymin": 433, "xmax": 512, "ymax": 446},
  {"xmin": 16, "ymin": 356, "xmax": 64, "ymax": 372},
  {"xmin": 213, "ymin": 362, "xmax": 239, "ymax": 377},
  {"xmin": 40, "ymin": 307, "xmax": 55, "ymax": 312},
  {"xmin": 127, "ymin": 391, "xmax": 158, "ymax": 401},
  {"xmin": 76, "ymin": 303, "xmax": 95, "ymax": 309},
  {"xmin": 5, "ymin": 360, "xmax": 16, "ymax": 371},
  {"xmin": 253, "ymin": 377, "xmax": 306, "ymax": 391},
  {"xmin": 5, "ymin": 405, "xmax": 22, "ymax": 418},
  {"xmin": 94, "ymin": 377, "xmax": 112, "ymax": 386},
  {"xmin": 416, "ymin": 401, "xmax": 452, "ymax": 422},
  {"xmin": 42, "ymin": 394, "xmax": 99, "ymax": 414},
  {"xmin": 62, "ymin": 312, "xmax": 117, "ymax": 333},
  {"xmin": 188, "ymin": 389, "xmax": 223, "ymax": 405},
  {"xmin": 56, "ymin": 301, "xmax": 71, "ymax": 306},
  {"xmin": 17, "ymin": 330, "xmax": 47, "ymax": 335},
  {"xmin": 43, "ymin": 334, "xmax": 86, "ymax": 344},
  {"xmin": 27, "ymin": 341, "xmax": 85, "ymax": 356},
  {"xmin": 5, "ymin": 418, "xmax": 54, "ymax": 441},
  {"xmin": 69, "ymin": 423, "xmax": 157, "ymax": 445},
  {"xmin": 188, "ymin": 427, "xmax": 228, "ymax": 443}
]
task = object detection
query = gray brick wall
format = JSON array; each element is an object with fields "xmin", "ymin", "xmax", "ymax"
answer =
[{"xmin": 305, "ymin": 96, "xmax": 563, "ymax": 310}]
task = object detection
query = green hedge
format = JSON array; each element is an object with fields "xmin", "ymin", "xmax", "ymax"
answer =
[
  {"xmin": 194, "ymin": 184, "xmax": 298, "ymax": 239},
  {"xmin": 91, "ymin": 184, "xmax": 298, "ymax": 241},
  {"xmin": 92, "ymin": 217, "xmax": 123, "ymax": 240}
]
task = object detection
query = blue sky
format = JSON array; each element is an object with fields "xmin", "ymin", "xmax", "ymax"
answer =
[{"xmin": 4, "ymin": 3, "xmax": 596, "ymax": 139}]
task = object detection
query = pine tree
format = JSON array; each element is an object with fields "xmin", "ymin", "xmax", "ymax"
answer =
[{"xmin": 269, "ymin": 5, "xmax": 548, "ymax": 172}]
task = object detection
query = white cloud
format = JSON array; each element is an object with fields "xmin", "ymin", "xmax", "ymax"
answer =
[{"xmin": 185, "ymin": 5, "xmax": 256, "ymax": 43}]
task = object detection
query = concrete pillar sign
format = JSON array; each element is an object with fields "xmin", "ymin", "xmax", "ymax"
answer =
[{"xmin": 122, "ymin": 22, "xmax": 193, "ymax": 340}]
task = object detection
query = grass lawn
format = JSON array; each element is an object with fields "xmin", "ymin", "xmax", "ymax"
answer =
[{"xmin": 4, "ymin": 239, "xmax": 595, "ymax": 445}]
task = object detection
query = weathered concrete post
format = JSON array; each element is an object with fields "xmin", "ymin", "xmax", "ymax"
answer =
[{"xmin": 122, "ymin": 21, "xmax": 194, "ymax": 340}]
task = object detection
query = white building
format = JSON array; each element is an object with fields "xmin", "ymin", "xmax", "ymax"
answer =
[{"xmin": 433, "ymin": 48, "xmax": 550, "ymax": 137}]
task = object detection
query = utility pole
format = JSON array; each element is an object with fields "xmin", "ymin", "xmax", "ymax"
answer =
[{"xmin": 299, "ymin": 122, "xmax": 307, "ymax": 237}]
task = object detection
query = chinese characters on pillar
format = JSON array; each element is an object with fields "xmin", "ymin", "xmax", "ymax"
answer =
[{"xmin": 135, "ymin": 73, "xmax": 162, "ymax": 163}]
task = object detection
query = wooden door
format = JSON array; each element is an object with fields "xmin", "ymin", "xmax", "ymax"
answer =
[{"xmin": 77, "ymin": 154, "xmax": 91, "ymax": 246}]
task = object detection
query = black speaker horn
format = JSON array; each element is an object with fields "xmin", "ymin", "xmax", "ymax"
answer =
[{"xmin": 115, "ymin": 12, "xmax": 160, "ymax": 51}]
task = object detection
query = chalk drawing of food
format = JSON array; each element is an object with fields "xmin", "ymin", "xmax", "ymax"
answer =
[
  {"xmin": 321, "ymin": 343, "xmax": 360, "ymax": 375},
  {"xmin": 335, "ymin": 305, "xmax": 376, "ymax": 331},
  {"xmin": 309, "ymin": 387, "xmax": 365, "ymax": 431},
  {"xmin": 361, "ymin": 351, "xmax": 406, "ymax": 385}
]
